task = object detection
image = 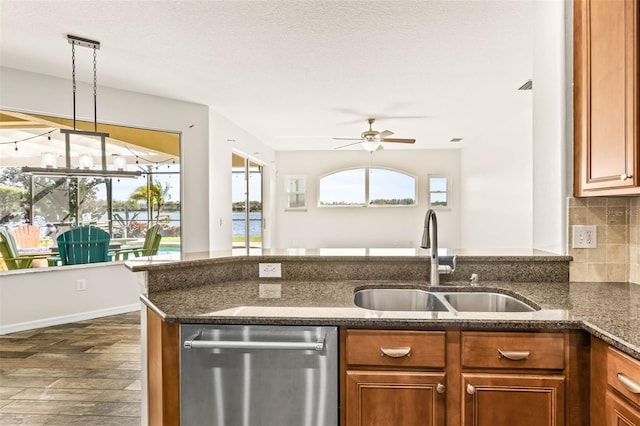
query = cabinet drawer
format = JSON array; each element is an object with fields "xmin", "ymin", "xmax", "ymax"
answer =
[
  {"xmin": 462, "ymin": 331, "xmax": 565, "ymax": 370},
  {"xmin": 607, "ymin": 346, "xmax": 640, "ymax": 407},
  {"xmin": 346, "ymin": 330, "xmax": 445, "ymax": 368}
]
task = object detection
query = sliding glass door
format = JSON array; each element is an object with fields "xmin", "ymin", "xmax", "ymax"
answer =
[{"xmin": 231, "ymin": 153, "xmax": 262, "ymax": 250}]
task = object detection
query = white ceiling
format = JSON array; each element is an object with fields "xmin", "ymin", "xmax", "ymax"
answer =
[{"xmin": 0, "ymin": 0, "xmax": 533, "ymax": 151}]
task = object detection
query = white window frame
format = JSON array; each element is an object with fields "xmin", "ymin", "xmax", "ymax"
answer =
[
  {"xmin": 284, "ymin": 175, "xmax": 307, "ymax": 211},
  {"xmin": 317, "ymin": 167, "xmax": 417, "ymax": 208},
  {"xmin": 428, "ymin": 174, "xmax": 450, "ymax": 210}
]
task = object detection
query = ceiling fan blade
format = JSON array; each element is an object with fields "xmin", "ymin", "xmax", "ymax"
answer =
[
  {"xmin": 378, "ymin": 130, "xmax": 394, "ymax": 138},
  {"xmin": 381, "ymin": 138, "xmax": 416, "ymax": 144},
  {"xmin": 334, "ymin": 141, "xmax": 364, "ymax": 149},
  {"xmin": 332, "ymin": 137, "xmax": 363, "ymax": 141}
]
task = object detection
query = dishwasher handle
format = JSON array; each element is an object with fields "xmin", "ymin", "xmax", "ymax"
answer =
[{"xmin": 183, "ymin": 336, "xmax": 326, "ymax": 351}]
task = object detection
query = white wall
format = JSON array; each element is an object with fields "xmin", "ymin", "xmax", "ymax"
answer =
[
  {"xmin": 0, "ymin": 67, "xmax": 210, "ymax": 254},
  {"xmin": 460, "ymin": 106, "xmax": 533, "ymax": 249},
  {"xmin": 532, "ymin": 0, "xmax": 569, "ymax": 254},
  {"xmin": 273, "ymin": 150, "xmax": 461, "ymax": 249},
  {"xmin": 0, "ymin": 263, "xmax": 141, "ymax": 334}
]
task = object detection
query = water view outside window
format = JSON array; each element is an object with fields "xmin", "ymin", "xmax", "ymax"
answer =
[
  {"xmin": 232, "ymin": 155, "xmax": 262, "ymax": 248},
  {"xmin": 319, "ymin": 167, "xmax": 416, "ymax": 207},
  {"xmin": 285, "ymin": 176, "xmax": 306, "ymax": 210}
]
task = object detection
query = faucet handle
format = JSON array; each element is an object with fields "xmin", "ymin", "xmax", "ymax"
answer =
[{"xmin": 470, "ymin": 274, "xmax": 479, "ymax": 285}]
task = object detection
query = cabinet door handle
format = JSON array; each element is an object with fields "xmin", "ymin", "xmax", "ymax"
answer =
[
  {"xmin": 467, "ymin": 384, "xmax": 476, "ymax": 395},
  {"xmin": 498, "ymin": 349, "xmax": 530, "ymax": 361},
  {"xmin": 437, "ymin": 383, "xmax": 445, "ymax": 394},
  {"xmin": 380, "ymin": 347, "xmax": 411, "ymax": 358},
  {"xmin": 617, "ymin": 373, "xmax": 640, "ymax": 394},
  {"xmin": 620, "ymin": 173, "xmax": 633, "ymax": 181}
]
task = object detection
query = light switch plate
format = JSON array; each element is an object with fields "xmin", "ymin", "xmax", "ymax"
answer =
[{"xmin": 572, "ymin": 225, "xmax": 597, "ymax": 249}]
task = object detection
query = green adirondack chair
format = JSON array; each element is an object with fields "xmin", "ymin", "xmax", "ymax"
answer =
[
  {"xmin": 0, "ymin": 228, "xmax": 48, "ymax": 270},
  {"xmin": 57, "ymin": 226, "xmax": 111, "ymax": 265},
  {"xmin": 113, "ymin": 224, "xmax": 162, "ymax": 260}
]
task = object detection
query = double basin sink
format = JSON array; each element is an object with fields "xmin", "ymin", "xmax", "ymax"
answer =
[{"xmin": 354, "ymin": 288, "xmax": 538, "ymax": 313}]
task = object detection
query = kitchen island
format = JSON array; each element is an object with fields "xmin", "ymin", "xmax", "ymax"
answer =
[{"xmin": 129, "ymin": 249, "xmax": 639, "ymax": 426}]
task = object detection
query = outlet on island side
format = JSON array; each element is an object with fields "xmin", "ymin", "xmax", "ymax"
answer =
[
  {"xmin": 572, "ymin": 225, "xmax": 597, "ymax": 249},
  {"xmin": 258, "ymin": 263, "xmax": 282, "ymax": 278},
  {"xmin": 259, "ymin": 283, "xmax": 282, "ymax": 298},
  {"xmin": 76, "ymin": 279, "xmax": 87, "ymax": 291}
]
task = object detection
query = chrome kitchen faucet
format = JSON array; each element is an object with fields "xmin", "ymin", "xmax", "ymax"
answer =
[{"xmin": 421, "ymin": 209, "xmax": 455, "ymax": 285}]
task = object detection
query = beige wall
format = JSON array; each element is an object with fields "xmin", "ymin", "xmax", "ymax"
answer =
[{"xmin": 568, "ymin": 197, "xmax": 640, "ymax": 284}]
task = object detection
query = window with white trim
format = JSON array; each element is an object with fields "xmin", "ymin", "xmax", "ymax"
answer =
[
  {"xmin": 285, "ymin": 175, "xmax": 307, "ymax": 210},
  {"xmin": 318, "ymin": 167, "xmax": 416, "ymax": 207},
  {"xmin": 428, "ymin": 175, "xmax": 449, "ymax": 209}
]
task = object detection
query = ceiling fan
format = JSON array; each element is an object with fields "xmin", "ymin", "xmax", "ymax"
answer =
[{"xmin": 333, "ymin": 118, "xmax": 416, "ymax": 152}]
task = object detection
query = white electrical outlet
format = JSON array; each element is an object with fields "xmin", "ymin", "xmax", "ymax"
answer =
[
  {"xmin": 572, "ymin": 225, "xmax": 597, "ymax": 249},
  {"xmin": 76, "ymin": 279, "xmax": 87, "ymax": 291},
  {"xmin": 259, "ymin": 263, "xmax": 282, "ymax": 278},
  {"xmin": 259, "ymin": 283, "xmax": 282, "ymax": 298}
]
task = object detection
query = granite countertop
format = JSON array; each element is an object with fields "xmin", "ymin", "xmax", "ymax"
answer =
[
  {"xmin": 142, "ymin": 279, "xmax": 640, "ymax": 360},
  {"xmin": 126, "ymin": 247, "xmax": 571, "ymax": 272}
]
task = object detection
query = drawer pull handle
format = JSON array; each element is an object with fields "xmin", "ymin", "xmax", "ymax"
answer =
[
  {"xmin": 437, "ymin": 383, "xmax": 445, "ymax": 394},
  {"xmin": 498, "ymin": 349, "xmax": 530, "ymax": 361},
  {"xmin": 380, "ymin": 347, "xmax": 411, "ymax": 358},
  {"xmin": 617, "ymin": 373, "xmax": 640, "ymax": 394},
  {"xmin": 467, "ymin": 384, "xmax": 476, "ymax": 395}
]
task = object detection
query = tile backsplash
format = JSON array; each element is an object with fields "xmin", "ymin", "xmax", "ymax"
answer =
[{"xmin": 568, "ymin": 197, "xmax": 639, "ymax": 284}]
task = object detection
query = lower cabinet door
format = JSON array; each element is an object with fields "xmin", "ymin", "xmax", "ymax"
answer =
[
  {"xmin": 462, "ymin": 373, "xmax": 565, "ymax": 426},
  {"xmin": 606, "ymin": 391, "xmax": 640, "ymax": 426},
  {"xmin": 345, "ymin": 370, "xmax": 446, "ymax": 426}
]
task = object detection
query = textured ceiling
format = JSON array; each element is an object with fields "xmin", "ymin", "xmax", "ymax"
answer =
[{"xmin": 0, "ymin": 0, "xmax": 533, "ymax": 151}]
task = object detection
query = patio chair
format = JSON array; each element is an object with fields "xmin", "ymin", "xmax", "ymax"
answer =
[
  {"xmin": 11, "ymin": 224, "xmax": 41, "ymax": 249},
  {"xmin": 113, "ymin": 224, "xmax": 162, "ymax": 260},
  {"xmin": 56, "ymin": 225, "xmax": 112, "ymax": 265},
  {"xmin": 0, "ymin": 228, "xmax": 48, "ymax": 270}
]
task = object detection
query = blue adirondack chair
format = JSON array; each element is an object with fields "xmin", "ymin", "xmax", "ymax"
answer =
[{"xmin": 56, "ymin": 226, "xmax": 111, "ymax": 265}]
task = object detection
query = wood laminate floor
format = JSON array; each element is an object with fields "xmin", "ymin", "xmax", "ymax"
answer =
[{"xmin": 0, "ymin": 312, "xmax": 142, "ymax": 425}]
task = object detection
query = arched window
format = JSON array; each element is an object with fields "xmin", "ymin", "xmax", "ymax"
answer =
[{"xmin": 318, "ymin": 167, "xmax": 416, "ymax": 207}]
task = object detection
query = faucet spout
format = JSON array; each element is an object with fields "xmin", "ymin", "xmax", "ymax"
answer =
[{"xmin": 421, "ymin": 209, "xmax": 439, "ymax": 285}]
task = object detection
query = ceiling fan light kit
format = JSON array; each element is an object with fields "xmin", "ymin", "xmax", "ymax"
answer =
[{"xmin": 333, "ymin": 118, "xmax": 416, "ymax": 151}]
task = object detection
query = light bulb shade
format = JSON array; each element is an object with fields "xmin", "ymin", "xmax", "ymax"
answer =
[
  {"xmin": 112, "ymin": 155, "xmax": 127, "ymax": 171},
  {"xmin": 78, "ymin": 154, "xmax": 94, "ymax": 169},
  {"xmin": 361, "ymin": 141, "xmax": 382, "ymax": 152},
  {"xmin": 41, "ymin": 152, "xmax": 57, "ymax": 168}
]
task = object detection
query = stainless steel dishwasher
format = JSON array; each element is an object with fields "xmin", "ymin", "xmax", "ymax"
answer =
[{"xmin": 180, "ymin": 324, "xmax": 338, "ymax": 426}]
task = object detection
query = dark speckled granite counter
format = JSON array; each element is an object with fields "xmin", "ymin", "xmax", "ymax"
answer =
[
  {"xmin": 141, "ymin": 280, "xmax": 639, "ymax": 361},
  {"xmin": 131, "ymin": 249, "xmax": 639, "ymax": 360}
]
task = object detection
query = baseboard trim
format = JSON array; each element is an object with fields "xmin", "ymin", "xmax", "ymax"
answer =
[{"xmin": 0, "ymin": 304, "xmax": 141, "ymax": 335}]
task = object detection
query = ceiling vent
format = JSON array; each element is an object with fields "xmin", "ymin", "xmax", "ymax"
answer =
[{"xmin": 518, "ymin": 80, "xmax": 533, "ymax": 90}]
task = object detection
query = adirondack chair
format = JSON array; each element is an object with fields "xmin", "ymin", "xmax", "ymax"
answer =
[
  {"xmin": 11, "ymin": 225, "xmax": 41, "ymax": 249},
  {"xmin": 113, "ymin": 224, "xmax": 162, "ymax": 260},
  {"xmin": 0, "ymin": 228, "xmax": 48, "ymax": 270},
  {"xmin": 56, "ymin": 226, "xmax": 112, "ymax": 265}
]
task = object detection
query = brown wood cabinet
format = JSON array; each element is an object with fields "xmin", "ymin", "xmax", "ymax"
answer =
[
  {"xmin": 462, "ymin": 373, "xmax": 565, "ymax": 426},
  {"xmin": 460, "ymin": 331, "xmax": 568, "ymax": 426},
  {"xmin": 343, "ymin": 329, "xmax": 589, "ymax": 426},
  {"xmin": 574, "ymin": 0, "xmax": 639, "ymax": 196},
  {"xmin": 593, "ymin": 337, "xmax": 640, "ymax": 426},
  {"xmin": 343, "ymin": 329, "xmax": 447, "ymax": 426}
]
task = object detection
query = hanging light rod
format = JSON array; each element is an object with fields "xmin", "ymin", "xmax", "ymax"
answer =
[{"xmin": 67, "ymin": 34, "xmax": 100, "ymax": 50}]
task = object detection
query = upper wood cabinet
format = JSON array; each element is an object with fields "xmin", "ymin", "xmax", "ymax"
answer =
[{"xmin": 574, "ymin": 0, "xmax": 639, "ymax": 196}]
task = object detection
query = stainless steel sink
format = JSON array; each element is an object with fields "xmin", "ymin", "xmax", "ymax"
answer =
[
  {"xmin": 354, "ymin": 289, "xmax": 449, "ymax": 312},
  {"xmin": 441, "ymin": 292, "xmax": 537, "ymax": 312}
]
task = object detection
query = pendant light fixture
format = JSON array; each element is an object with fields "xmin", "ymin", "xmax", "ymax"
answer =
[{"xmin": 23, "ymin": 35, "xmax": 141, "ymax": 178}]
